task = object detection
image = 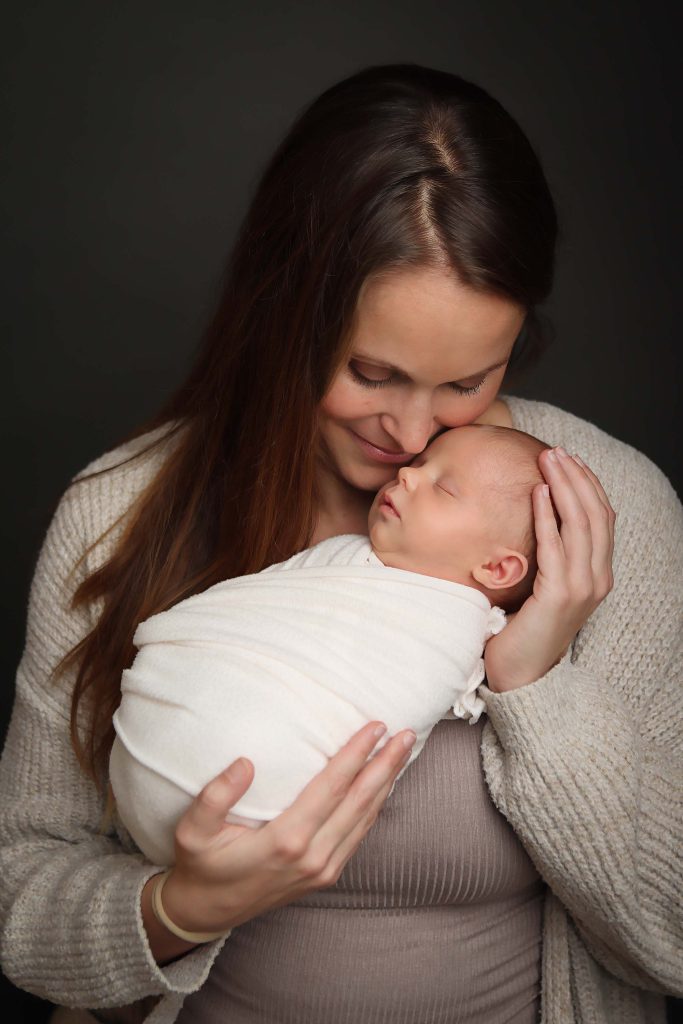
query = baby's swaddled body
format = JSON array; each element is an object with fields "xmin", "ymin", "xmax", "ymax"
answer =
[{"xmin": 110, "ymin": 535, "xmax": 506, "ymax": 865}]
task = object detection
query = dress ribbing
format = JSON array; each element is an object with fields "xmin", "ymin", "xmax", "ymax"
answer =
[{"xmin": 177, "ymin": 716, "xmax": 545, "ymax": 1023}]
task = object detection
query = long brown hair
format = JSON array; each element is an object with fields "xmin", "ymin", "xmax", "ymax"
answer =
[{"xmin": 55, "ymin": 63, "xmax": 559, "ymax": 791}]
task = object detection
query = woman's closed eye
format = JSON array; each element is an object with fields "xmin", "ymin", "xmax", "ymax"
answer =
[
  {"xmin": 348, "ymin": 361, "xmax": 486, "ymax": 396},
  {"xmin": 348, "ymin": 361, "xmax": 390, "ymax": 387}
]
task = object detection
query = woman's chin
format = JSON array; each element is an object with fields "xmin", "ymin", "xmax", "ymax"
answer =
[{"xmin": 344, "ymin": 459, "xmax": 400, "ymax": 494}]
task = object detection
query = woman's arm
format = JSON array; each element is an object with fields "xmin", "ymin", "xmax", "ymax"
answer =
[
  {"xmin": 0, "ymin": 483, "xmax": 228, "ymax": 1008},
  {"xmin": 1, "ymin": 465, "xmax": 417, "ymax": 1009},
  {"xmin": 478, "ymin": 443, "xmax": 683, "ymax": 995}
]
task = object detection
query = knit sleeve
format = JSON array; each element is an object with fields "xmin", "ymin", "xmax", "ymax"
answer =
[
  {"xmin": 0, "ymin": 443, "xmax": 229, "ymax": 1010},
  {"xmin": 477, "ymin": 439, "xmax": 683, "ymax": 997}
]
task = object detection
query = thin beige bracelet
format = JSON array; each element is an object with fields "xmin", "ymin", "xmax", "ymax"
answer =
[{"xmin": 150, "ymin": 870, "xmax": 228, "ymax": 944}]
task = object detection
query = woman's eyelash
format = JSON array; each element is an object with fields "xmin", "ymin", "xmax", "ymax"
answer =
[
  {"xmin": 348, "ymin": 362, "xmax": 484, "ymax": 396},
  {"xmin": 449, "ymin": 380, "xmax": 484, "ymax": 396},
  {"xmin": 348, "ymin": 364, "xmax": 389, "ymax": 387}
]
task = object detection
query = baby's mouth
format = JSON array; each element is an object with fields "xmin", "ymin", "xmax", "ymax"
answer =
[{"xmin": 380, "ymin": 491, "xmax": 400, "ymax": 518}]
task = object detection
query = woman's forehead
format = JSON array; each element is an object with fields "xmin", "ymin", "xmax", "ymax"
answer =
[{"xmin": 353, "ymin": 268, "xmax": 524, "ymax": 381}]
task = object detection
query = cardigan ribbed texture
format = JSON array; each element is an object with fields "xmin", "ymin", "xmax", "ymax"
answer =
[{"xmin": 0, "ymin": 396, "xmax": 681, "ymax": 1023}]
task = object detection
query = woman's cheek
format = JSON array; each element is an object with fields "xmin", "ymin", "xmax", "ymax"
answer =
[
  {"xmin": 436, "ymin": 392, "xmax": 495, "ymax": 430},
  {"xmin": 443, "ymin": 373, "xmax": 506, "ymax": 427},
  {"xmin": 319, "ymin": 378, "xmax": 375, "ymax": 422}
]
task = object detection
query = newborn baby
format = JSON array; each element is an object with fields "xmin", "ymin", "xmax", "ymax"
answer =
[{"xmin": 110, "ymin": 424, "xmax": 549, "ymax": 865}]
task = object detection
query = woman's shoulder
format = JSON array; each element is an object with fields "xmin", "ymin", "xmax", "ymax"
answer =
[
  {"xmin": 53, "ymin": 420, "xmax": 185, "ymax": 572},
  {"xmin": 71, "ymin": 420, "xmax": 183, "ymax": 484}
]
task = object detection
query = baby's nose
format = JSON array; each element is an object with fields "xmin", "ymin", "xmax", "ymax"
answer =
[{"xmin": 398, "ymin": 465, "xmax": 418, "ymax": 489}]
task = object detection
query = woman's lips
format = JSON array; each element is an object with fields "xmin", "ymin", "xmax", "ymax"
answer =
[{"xmin": 350, "ymin": 429, "xmax": 411, "ymax": 464}]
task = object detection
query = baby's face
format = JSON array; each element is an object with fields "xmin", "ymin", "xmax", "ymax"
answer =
[{"xmin": 367, "ymin": 426, "xmax": 506, "ymax": 584}]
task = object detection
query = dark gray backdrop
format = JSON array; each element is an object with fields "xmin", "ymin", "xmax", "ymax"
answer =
[{"xmin": 2, "ymin": 1, "xmax": 681, "ymax": 1020}]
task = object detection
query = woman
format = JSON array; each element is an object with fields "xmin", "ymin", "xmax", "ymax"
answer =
[{"xmin": 1, "ymin": 63, "xmax": 680, "ymax": 1024}]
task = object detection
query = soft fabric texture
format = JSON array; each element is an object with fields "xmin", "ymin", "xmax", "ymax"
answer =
[
  {"xmin": 0, "ymin": 395, "xmax": 681, "ymax": 1024},
  {"xmin": 110, "ymin": 534, "xmax": 506, "ymax": 865},
  {"xmin": 174, "ymin": 715, "xmax": 546, "ymax": 1024}
]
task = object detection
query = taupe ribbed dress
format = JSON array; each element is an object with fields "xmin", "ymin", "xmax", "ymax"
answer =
[{"xmin": 177, "ymin": 717, "xmax": 544, "ymax": 1023}]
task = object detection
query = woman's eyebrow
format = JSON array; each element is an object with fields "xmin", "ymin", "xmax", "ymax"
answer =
[{"xmin": 352, "ymin": 351, "xmax": 508, "ymax": 383}]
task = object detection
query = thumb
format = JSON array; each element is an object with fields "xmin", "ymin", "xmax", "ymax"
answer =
[{"xmin": 177, "ymin": 758, "xmax": 255, "ymax": 851}]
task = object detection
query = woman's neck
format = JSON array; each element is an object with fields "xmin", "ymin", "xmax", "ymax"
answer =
[{"xmin": 311, "ymin": 461, "xmax": 374, "ymax": 546}]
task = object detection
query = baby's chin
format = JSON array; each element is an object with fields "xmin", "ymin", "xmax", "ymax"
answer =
[{"xmin": 367, "ymin": 501, "xmax": 390, "ymax": 540}]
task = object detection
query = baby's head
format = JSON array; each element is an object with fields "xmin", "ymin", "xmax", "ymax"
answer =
[{"xmin": 367, "ymin": 424, "xmax": 551, "ymax": 612}]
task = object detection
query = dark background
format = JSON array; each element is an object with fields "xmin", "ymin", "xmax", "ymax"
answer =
[{"xmin": 2, "ymin": 1, "xmax": 681, "ymax": 1020}]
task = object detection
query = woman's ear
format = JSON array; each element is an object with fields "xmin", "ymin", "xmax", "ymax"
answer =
[{"xmin": 471, "ymin": 549, "xmax": 528, "ymax": 590}]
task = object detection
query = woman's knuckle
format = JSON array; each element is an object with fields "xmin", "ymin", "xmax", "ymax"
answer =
[
  {"xmin": 349, "ymin": 779, "xmax": 374, "ymax": 810},
  {"xmin": 174, "ymin": 821, "xmax": 191, "ymax": 846},
  {"xmin": 599, "ymin": 574, "xmax": 613, "ymax": 598},
  {"xmin": 328, "ymin": 768, "xmax": 353, "ymax": 799},
  {"xmin": 301, "ymin": 853, "xmax": 328, "ymax": 879},
  {"xmin": 198, "ymin": 781, "xmax": 226, "ymax": 812},
  {"xmin": 365, "ymin": 809, "xmax": 379, "ymax": 831},
  {"xmin": 272, "ymin": 830, "xmax": 307, "ymax": 862},
  {"xmin": 552, "ymin": 585, "xmax": 570, "ymax": 608},
  {"xmin": 174, "ymin": 822, "xmax": 198, "ymax": 854},
  {"xmin": 574, "ymin": 581, "xmax": 594, "ymax": 604},
  {"xmin": 318, "ymin": 864, "xmax": 340, "ymax": 888}
]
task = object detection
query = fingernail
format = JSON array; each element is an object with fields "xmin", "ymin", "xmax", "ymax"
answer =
[
  {"xmin": 547, "ymin": 449, "xmax": 558, "ymax": 462},
  {"xmin": 555, "ymin": 446, "xmax": 568, "ymax": 459},
  {"xmin": 403, "ymin": 730, "xmax": 417, "ymax": 749},
  {"xmin": 542, "ymin": 484, "xmax": 550, "ymax": 497},
  {"xmin": 572, "ymin": 454, "xmax": 584, "ymax": 466},
  {"xmin": 373, "ymin": 723, "xmax": 388, "ymax": 738},
  {"xmin": 227, "ymin": 758, "xmax": 247, "ymax": 783}
]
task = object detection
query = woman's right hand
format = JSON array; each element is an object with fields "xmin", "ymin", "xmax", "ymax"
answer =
[{"xmin": 158, "ymin": 721, "xmax": 417, "ymax": 937}]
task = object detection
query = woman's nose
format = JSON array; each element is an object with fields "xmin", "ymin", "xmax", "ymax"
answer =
[{"xmin": 380, "ymin": 402, "xmax": 437, "ymax": 455}]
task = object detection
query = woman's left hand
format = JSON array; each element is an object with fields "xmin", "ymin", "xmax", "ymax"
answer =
[{"xmin": 484, "ymin": 446, "xmax": 617, "ymax": 693}]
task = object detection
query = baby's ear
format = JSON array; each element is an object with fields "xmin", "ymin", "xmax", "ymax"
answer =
[{"xmin": 472, "ymin": 550, "xmax": 528, "ymax": 590}]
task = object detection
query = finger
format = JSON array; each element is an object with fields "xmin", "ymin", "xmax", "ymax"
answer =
[
  {"xmin": 321, "ymin": 744, "xmax": 415, "ymax": 880},
  {"xmin": 176, "ymin": 758, "xmax": 255, "ymax": 850},
  {"xmin": 569, "ymin": 454, "xmax": 616, "ymax": 589},
  {"xmin": 531, "ymin": 481, "xmax": 566, "ymax": 580},
  {"xmin": 570, "ymin": 454, "xmax": 614, "ymax": 515},
  {"xmin": 551, "ymin": 449, "xmax": 614, "ymax": 585},
  {"xmin": 312, "ymin": 729, "xmax": 417, "ymax": 857},
  {"xmin": 268, "ymin": 720, "xmax": 392, "ymax": 847},
  {"xmin": 539, "ymin": 449, "xmax": 593, "ymax": 572},
  {"xmin": 571, "ymin": 453, "xmax": 617, "ymax": 557},
  {"xmin": 270, "ymin": 732, "xmax": 416, "ymax": 897}
]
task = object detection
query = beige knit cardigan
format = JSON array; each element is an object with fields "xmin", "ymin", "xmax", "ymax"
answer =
[{"xmin": 1, "ymin": 396, "xmax": 681, "ymax": 1024}]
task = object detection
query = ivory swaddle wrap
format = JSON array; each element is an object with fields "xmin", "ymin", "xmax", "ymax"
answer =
[{"xmin": 110, "ymin": 535, "xmax": 506, "ymax": 865}]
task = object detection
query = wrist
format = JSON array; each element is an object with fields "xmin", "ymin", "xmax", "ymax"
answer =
[
  {"xmin": 485, "ymin": 645, "xmax": 569, "ymax": 693},
  {"xmin": 161, "ymin": 868, "xmax": 226, "ymax": 937},
  {"xmin": 151, "ymin": 870, "xmax": 228, "ymax": 944},
  {"xmin": 141, "ymin": 873, "xmax": 202, "ymax": 966}
]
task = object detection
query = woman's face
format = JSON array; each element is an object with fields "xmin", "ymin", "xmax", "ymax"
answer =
[{"xmin": 318, "ymin": 267, "xmax": 527, "ymax": 494}]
